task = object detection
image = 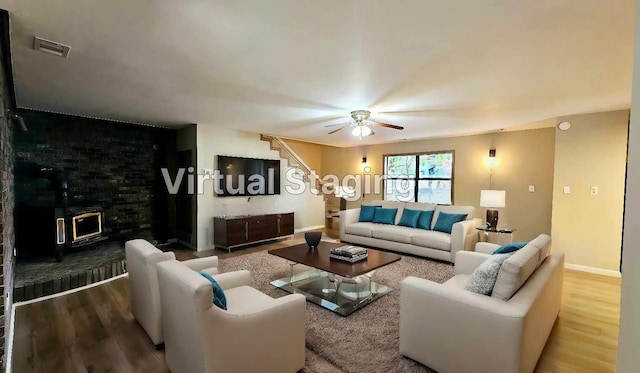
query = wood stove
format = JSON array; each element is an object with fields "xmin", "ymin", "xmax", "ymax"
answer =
[{"xmin": 14, "ymin": 162, "xmax": 107, "ymax": 261}]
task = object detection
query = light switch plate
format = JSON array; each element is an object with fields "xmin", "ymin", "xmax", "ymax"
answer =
[
  {"xmin": 563, "ymin": 186, "xmax": 571, "ymax": 194},
  {"xmin": 591, "ymin": 186, "xmax": 598, "ymax": 195},
  {"xmin": 528, "ymin": 185, "xmax": 535, "ymax": 192}
]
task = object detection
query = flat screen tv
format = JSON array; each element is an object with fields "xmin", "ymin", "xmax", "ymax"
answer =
[{"xmin": 216, "ymin": 155, "xmax": 281, "ymax": 196}]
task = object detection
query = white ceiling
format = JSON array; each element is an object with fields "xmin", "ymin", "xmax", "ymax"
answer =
[{"xmin": 0, "ymin": 0, "xmax": 634, "ymax": 146}]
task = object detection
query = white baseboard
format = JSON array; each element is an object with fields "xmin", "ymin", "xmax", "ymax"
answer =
[
  {"xmin": 565, "ymin": 263, "xmax": 621, "ymax": 278},
  {"xmin": 294, "ymin": 225, "xmax": 326, "ymax": 233},
  {"xmin": 6, "ymin": 298, "xmax": 15, "ymax": 373},
  {"xmin": 13, "ymin": 273, "xmax": 129, "ymax": 307}
]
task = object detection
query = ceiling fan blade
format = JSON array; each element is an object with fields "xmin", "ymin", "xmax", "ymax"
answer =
[
  {"xmin": 372, "ymin": 122, "xmax": 404, "ymax": 130},
  {"xmin": 374, "ymin": 108, "xmax": 466, "ymax": 118},
  {"xmin": 324, "ymin": 121, "xmax": 352, "ymax": 128},
  {"xmin": 328, "ymin": 126, "xmax": 348, "ymax": 134}
]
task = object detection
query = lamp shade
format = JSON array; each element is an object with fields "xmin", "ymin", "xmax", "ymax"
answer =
[{"xmin": 480, "ymin": 190, "xmax": 506, "ymax": 208}]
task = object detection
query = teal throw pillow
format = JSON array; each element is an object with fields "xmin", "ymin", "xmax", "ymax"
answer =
[
  {"xmin": 398, "ymin": 208, "xmax": 422, "ymax": 228},
  {"xmin": 199, "ymin": 271, "xmax": 227, "ymax": 310},
  {"xmin": 433, "ymin": 212, "xmax": 468, "ymax": 234},
  {"xmin": 358, "ymin": 205, "xmax": 382, "ymax": 222},
  {"xmin": 493, "ymin": 242, "xmax": 528, "ymax": 254},
  {"xmin": 372, "ymin": 207, "xmax": 398, "ymax": 225},
  {"xmin": 416, "ymin": 210, "xmax": 434, "ymax": 230}
]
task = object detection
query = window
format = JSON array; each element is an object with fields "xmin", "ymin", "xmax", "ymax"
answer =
[{"xmin": 384, "ymin": 151, "xmax": 454, "ymax": 204}]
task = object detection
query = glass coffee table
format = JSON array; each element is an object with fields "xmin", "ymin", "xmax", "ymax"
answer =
[{"xmin": 268, "ymin": 241, "xmax": 401, "ymax": 316}]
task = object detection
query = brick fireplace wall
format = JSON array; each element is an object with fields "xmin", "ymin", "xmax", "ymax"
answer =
[
  {"xmin": 0, "ymin": 11, "xmax": 14, "ymax": 367},
  {"xmin": 0, "ymin": 94, "xmax": 12, "ymax": 370},
  {"xmin": 14, "ymin": 111, "xmax": 177, "ymax": 242}
]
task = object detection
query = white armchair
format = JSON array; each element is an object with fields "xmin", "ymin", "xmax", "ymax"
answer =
[
  {"xmin": 125, "ymin": 239, "xmax": 219, "ymax": 346},
  {"xmin": 156, "ymin": 260, "xmax": 306, "ymax": 373}
]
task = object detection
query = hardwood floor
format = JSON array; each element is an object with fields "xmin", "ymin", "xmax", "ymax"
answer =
[
  {"xmin": 536, "ymin": 270, "xmax": 621, "ymax": 372},
  {"xmin": 12, "ymin": 276, "xmax": 168, "ymax": 372},
  {"xmin": 11, "ymin": 235, "xmax": 621, "ymax": 372}
]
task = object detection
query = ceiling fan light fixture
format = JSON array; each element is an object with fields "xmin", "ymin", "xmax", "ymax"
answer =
[
  {"xmin": 326, "ymin": 109, "xmax": 403, "ymax": 137},
  {"xmin": 351, "ymin": 110, "xmax": 371, "ymax": 122},
  {"xmin": 351, "ymin": 125, "xmax": 372, "ymax": 137}
]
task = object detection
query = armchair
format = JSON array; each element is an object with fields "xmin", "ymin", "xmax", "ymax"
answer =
[
  {"xmin": 125, "ymin": 239, "xmax": 219, "ymax": 346},
  {"xmin": 156, "ymin": 260, "xmax": 306, "ymax": 373}
]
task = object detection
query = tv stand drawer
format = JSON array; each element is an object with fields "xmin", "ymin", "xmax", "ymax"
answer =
[{"xmin": 213, "ymin": 212, "xmax": 294, "ymax": 251}]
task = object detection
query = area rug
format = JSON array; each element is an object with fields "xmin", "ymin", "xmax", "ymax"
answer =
[{"xmin": 217, "ymin": 249, "xmax": 454, "ymax": 373}]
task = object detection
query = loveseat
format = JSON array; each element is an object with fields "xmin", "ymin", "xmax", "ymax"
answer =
[
  {"xmin": 340, "ymin": 200, "xmax": 482, "ymax": 263},
  {"xmin": 399, "ymin": 234, "xmax": 563, "ymax": 373}
]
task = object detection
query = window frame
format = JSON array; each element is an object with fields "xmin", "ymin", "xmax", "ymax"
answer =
[{"xmin": 382, "ymin": 150, "xmax": 455, "ymax": 204}]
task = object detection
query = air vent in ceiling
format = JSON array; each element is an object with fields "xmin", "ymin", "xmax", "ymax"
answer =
[{"xmin": 33, "ymin": 36, "xmax": 71, "ymax": 58}]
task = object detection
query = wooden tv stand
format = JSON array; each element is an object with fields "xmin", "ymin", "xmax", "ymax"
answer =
[{"xmin": 213, "ymin": 212, "xmax": 294, "ymax": 251}]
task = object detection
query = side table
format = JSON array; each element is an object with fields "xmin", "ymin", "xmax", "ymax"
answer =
[{"xmin": 476, "ymin": 226, "xmax": 516, "ymax": 244}]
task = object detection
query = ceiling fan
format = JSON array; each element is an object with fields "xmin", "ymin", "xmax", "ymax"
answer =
[{"xmin": 325, "ymin": 110, "xmax": 404, "ymax": 139}]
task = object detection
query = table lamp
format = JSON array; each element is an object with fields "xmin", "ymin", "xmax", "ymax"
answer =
[{"xmin": 480, "ymin": 190, "xmax": 506, "ymax": 230}]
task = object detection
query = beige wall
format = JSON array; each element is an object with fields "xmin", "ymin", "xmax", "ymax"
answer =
[
  {"xmin": 285, "ymin": 139, "xmax": 323, "ymax": 173},
  {"xmin": 551, "ymin": 110, "xmax": 628, "ymax": 272},
  {"xmin": 617, "ymin": 1, "xmax": 640, "ymax": 369},
  {"xmin": 321, "ymin": 128, "xmax": 556, "ymax": 242},
  {"xmin": 195, "ymin": 127, "xmax": 325, "ymax": 249}
]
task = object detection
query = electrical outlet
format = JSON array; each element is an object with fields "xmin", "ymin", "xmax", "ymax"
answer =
[
  {"xmin": 203, "ymin": 168, "xmax": 212, "ymax": 175},
  {"xmin": 563, "ymin": 186, "xmax": 571, "ymax": 194},
  {"xmin": 528, "ymin": 185, "xmax": 535, "ymax": 193},
  {"xmin": 591, "ymin": 186, "xmax": 598, "ymax": 195}
]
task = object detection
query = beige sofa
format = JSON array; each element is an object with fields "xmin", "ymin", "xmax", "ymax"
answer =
[
  {"xmin": 340, "ymin": 200, "xmax": 481, "ymax": 263},
  {"xmin": 125, "ymin": 239, "xmax": 219, "ymax": 346},
  {"xmin": 399, "ymin": 234, "xmax": 563, "ymax": 373},
  {"xmin": 157, "ymin": 260, "xmax": 306, "ymax": 373}
]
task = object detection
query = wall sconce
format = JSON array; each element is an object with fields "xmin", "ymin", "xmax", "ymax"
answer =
[
  {"xmin": 360, "ymin": 155, "xmax": 371, "ymax": 173},
  {"xmin": 3, "ymin": 110, "xmax": 28, "ymax": 131},
  {"xmin": 485, "ymin": 148, "xmax": 498, "ymax": 168}
]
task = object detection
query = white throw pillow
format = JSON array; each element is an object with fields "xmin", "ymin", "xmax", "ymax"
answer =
[{"xmin": 464, "ymin": 253, "xmax": 513, "ymax": 295}]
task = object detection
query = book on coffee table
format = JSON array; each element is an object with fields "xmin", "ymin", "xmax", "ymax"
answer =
[
  {"xmin": 330, "ymin": 245, "xmax": 368, "ymax": 262},
  {"xmin": 329, "ymin": 252, "xmax": 368, "ymax": 263}
]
